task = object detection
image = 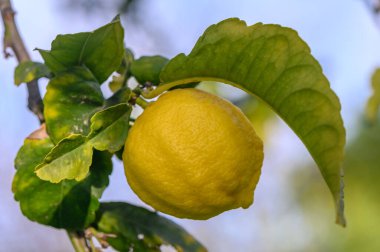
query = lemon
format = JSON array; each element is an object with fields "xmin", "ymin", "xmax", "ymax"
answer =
[{"xmin": 123, "ymin": 88, "xmax": 263, "ymax": 219}]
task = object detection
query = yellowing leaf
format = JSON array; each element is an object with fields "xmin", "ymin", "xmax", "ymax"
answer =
[
  {"xmin": 35, "ymin": 135, "xmax": 92, "ymax": 182},
  {"xmin": 43, "ymin": 67, "xmax": 104, "ymax": 144},
  {"xmin": 14, "ymin": 61, "xmax": 51, "ymax": 85},
  {"xmin": 35, "ymin": 104, "xmax": 131, "ymax": 183}
]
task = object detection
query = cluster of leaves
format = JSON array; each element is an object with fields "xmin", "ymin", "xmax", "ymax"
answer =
[
  {"xmin": 12, "ymin": 16, "xmax": 346, "ymax": 251},
  {"xmin": 13, "ymin": 16, "xmax": 205, "ymax": 251}
]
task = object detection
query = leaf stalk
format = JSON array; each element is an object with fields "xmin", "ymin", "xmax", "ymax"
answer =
[{"xmin": 67, "ymin": 231, "xmax": 91, "ymax": 252}]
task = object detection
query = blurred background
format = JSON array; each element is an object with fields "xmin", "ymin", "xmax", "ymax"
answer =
[{"xmin": 1, "ymin": 0, "xmax": 380, "ymax": 251}]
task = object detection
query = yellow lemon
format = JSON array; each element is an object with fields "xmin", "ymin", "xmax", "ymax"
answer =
[{"xmin": 123, "ymin": 88, "xmax": 263, "ymax": 219}]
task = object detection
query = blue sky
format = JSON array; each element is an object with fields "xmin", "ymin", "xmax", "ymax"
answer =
[{"xmin": 1, "ymin": 0, "xmax": 379, "ymax": 251}]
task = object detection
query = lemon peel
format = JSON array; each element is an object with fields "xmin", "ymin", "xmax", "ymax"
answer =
[{"xmin": 123, "ymin": 88, "xmax": 263, "ymax": 219}]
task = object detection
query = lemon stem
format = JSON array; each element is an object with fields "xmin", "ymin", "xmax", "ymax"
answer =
[{"xmin": 135, "ymin": 97, "xmax": 150, "ymax": 109}]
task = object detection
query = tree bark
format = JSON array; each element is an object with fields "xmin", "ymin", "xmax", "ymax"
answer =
[{"xmin": 0, "ymin": 0, "xmax": 44, "ymax": 123}]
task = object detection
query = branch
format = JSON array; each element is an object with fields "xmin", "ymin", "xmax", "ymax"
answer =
[
  {"xmin": 362, "ymin": 0, "xmax": 380, "ymax": 37},
  {"xmin": 0, "ymin": 0, "xmax": 44, "ymax": 123},
  {"xmin": 1, "ymin": 2, "xmax": 100, "ymax": 251}
]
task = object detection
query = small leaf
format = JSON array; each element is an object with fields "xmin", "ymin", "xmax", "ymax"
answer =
[
  {"xmin": 145, "ymin": 18, "xmax": 346, "ymax": 225},
  {"xmin": 109, "ymin": 74, "xmax": 127, "ymax": 93},
  {"xmin": 13, "ymin": 137, "xmax": 112, "ymax": 230},
  {"xmin": 35, "ymin": 134, "xmax": 93, "ymax": 183},
  {"xmin": 366, "ymin": 68, "xmax": 380, "ymax": 124},
  {"xmin": 37, "ymin": 16, "xmax": 124, "ymax": 83},
  {"xmin": 118, "ymin": 48, "xmax": 135, "ymax": 74},
  {"xmin": 130, "ymin": 55, "xmax": 169, "ymax": 85},
  {"xmin": 44, "ymin": 67, "xmax": 104, "ymax": 144},
  {"xmin": 14, "ymin": 61, "xmax": 51, "ymax": 85},
  {"xmin": 109, "ymin": 48, "xmax": 135, "ymax": 92},
  {"xmin": 36, "ymin": 104, "xmax": 131, "ymax": 183},
  {"xmin": 93, "ymin": 202, "xmax": 207, "ymax": 252}
]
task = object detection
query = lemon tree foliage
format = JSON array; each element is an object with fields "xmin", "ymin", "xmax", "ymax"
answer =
[
  {"xmin": 12, "ymin": 16, "xmax": 346, "ymax": 252},
  {"xmin": 37, "ymin": 16, "xmax": 124, "ymax": 84},
  {"xmin": 36, "ymin": 104, "xmax": 132, "ymax": 183},
  {"xmin": 13, "ymin": 17, "xmax": 204, "ymax": 250},
  {"xmin": 144, "ymin": 18, "xmax": 346, "ymax": 225},
  {"xmin": 43, "ymin": 67, "xmax": 105, "ymax": 143},
  {"xmin": 93, "ymin": 202, "xmax": 207, "ymax": 252},
  {"xmin": 13, "ymin": 137, "xmax": 112, "ymax": 229}
]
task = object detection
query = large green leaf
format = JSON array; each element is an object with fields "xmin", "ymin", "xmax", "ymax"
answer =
[
  {"xmin": 93, "ymin": 202, "xmax": 207, "ymax": 252},
  {"xmin": 13, "ymin": 137, "xmax": 112, "ymax": 230},
  {"xmin": 366, "ymin": 68, "xmax": 380, "ymax": 124},
  {"xmin": 36, "ymin": 104, "xmax": 131, "ymax": 183},
  {"xmin": 14, "ymin": 61, "xmax": 51, "ymax": 86},
  {"xmin": 43, "ymin": 67, "xmax": 104, "ymax": 144},
  {"xmin": 37, "ymin": 16, "xmax": 124, "ymax": 83},
  {"xmin": 144, "ymin": 18, "xmax": 346, "ymax": 225}
]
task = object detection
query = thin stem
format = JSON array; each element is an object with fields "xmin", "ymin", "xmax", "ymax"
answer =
[
  {"xmin": 85, "ymin": 227, "xmax": 116, "ymax": 249},
  {"xmin": 67, "ymin": 231, "xmax": 90, "ymax": 252},
  {"xmin": 0, "ymin": 0, "xmax": 44, "ymax": 123},
  {"xmin": 142, "ymin": 82, "xmax": 179, "ymax": 99},
  {"xmin": 88, "ymin": 237, "xmax": 97, "ymax": 252},
  {"xmin": 135, "ymin": 96, "xmax": 150, "ymax": 109},
  {"xmin": 141, "ymin": 77, "xmax": 206, "ymax": 99},
  {"xmin": 363, "ymin": 0, "xmax": 380, "ymax": 28}
]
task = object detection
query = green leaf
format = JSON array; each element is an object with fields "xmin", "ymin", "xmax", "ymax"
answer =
[
  {"xmin": 130, "ymin": 56, "xmax": 169, "ymax": 85},
  {"xmin": 114, "ymin": 146, "xmax": 124, "ymax": 161},
  {"xmin": 36, "ymin": 104, "xmax": 131, "ymax": 183},
  {"xmin": 44, "ymin": 67, "xmax": 104, "ymax": 144},
  {"xmin": 366, "ymin": 68, "xmax": 380, "ymax": 124},
  {"xmin": 93, "ymin": 202, "xmax": 207, "ymax": 252},
  {"xmin": 35, "ymin": 134, "xmax": 93, "ymax": 182},
  {"xmin": 144, "ymin": 18, "xmax": 346, "ymax": 226},
  {"xmin": 14, "ymin": 61, "xmax": 51, "ymax": 85},
  {"xmin": 13, "ymin": 137, "xmax": 112, "ymax": 230},
  {"xmin": 38, "ymin": 16, "xmax": 124, "ymax": 83}
]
